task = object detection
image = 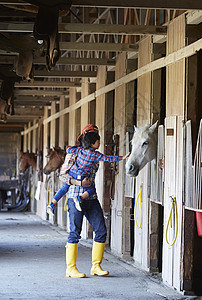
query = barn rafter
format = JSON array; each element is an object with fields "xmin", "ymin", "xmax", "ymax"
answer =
[{"xmin": 0, "ymin": 1, "xmax": 201, "ymax": 130}]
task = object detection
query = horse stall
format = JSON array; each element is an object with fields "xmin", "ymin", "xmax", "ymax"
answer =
[
  {"xmin": 1, "ymin": 4, "xmax": 201, "ymax": 296},
  {"xmin": 20, "ymin": 13, "xmax": 201, "ymax": 293}
]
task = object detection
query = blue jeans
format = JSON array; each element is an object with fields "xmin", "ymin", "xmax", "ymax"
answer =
[
  {"xmin": 67, "ymin": 198, "xmax": 107, "ymax": 243},
  {"xmin": 54, "ymin": 183, "xmax": 69, "ymax": 201},
  {"xmin": 53, "ymin": 182, "xmax": 96, "ymax": 201}
]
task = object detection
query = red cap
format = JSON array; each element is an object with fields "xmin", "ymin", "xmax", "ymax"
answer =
[{"xmin": 77, "ymin": 124, "xmax": 99, "ymax": 141}]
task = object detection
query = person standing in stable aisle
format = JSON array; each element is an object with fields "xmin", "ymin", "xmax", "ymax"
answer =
[{"xmin": 64, "ymin": 124, "xmax": 130, "ymax": 278}]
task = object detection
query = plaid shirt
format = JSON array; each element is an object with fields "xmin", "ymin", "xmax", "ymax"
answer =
[
  {"xmin": 66, "ymin": 145, "xmax": 122, "ymax": 178},
  {"xmin": 67, "ymin": 161, "xmax": 99, "ymax": 199}
]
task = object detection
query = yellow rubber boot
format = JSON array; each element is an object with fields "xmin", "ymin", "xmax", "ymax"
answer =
[
  {"xmin": 90, "ymin": 241, "xmax": 109, "ymax": 276},
  {"xmin": 66, "ymin": 243, "xmax": 86, "ymax": 278}
]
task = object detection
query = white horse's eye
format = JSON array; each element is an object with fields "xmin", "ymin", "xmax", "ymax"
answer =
[{"xmin": 142, "ymin": 141, "xmax": 148, "ymax": 147}]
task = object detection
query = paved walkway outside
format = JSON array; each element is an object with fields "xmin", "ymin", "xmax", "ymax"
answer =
[{"xmin": 0, "ymin": 212, "xmax": 199, "ymax": 300}]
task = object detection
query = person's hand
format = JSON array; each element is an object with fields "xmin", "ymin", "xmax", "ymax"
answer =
[
  {"xmin": 122, "ymin": 152, "xmax": 130, "ymax": 160},
  {"xmin": 82, "ymin": 177, "xmax": 91, "ymax": 187},
  {"xmin": 70, "ymin": 177, "xmax": 91, "ymax": 187}
]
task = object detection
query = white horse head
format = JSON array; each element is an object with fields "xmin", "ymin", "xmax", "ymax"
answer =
[{"xmin": 126, "ymin": 121, "xmax": 158, "ymax": 177}]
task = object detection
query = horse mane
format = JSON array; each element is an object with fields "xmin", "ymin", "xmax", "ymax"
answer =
[{"xmin": 48, "ymin": 147, "xmax": 65, "ymax": 157}]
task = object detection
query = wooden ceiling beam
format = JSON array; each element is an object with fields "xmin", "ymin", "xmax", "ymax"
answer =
[
  {"xmin": 15, "ymin": 81, "xmax": 81, "ymax": 88},
  {"xmin": 14, "ymin": 96, "xmax": 58, "ymax": 101},
  {"xmin": 59, "ymin": 23, "xmax": 167, "ymax": 35},
  {"xmin": 7, "ymin": 115, "xmax": 42, "ymax": 121},
  {"xmin": 72, "ymin": 0, "xmax": 202, "ymax": 10},
  {"xmin": 15, "ymin": 90, "xmax": 69, "ymax": 96},
  {"xmin": 34, "ymin": 57, "xmax": 116, "ymax": 66},
  {"xmin": 14, "ymin": 107, "xmax": 43, "ymax": 115},
  {"xmin": 0, "ymin": 123, "xmax": 24, "ymax": 132},
  {"xmin": 0, "ymin": 0, "xmax": 201, "ymax": 10},
  {"xmin": 0, "ymin": 23, "xmax": 167, "ymax": 35},
  {"xmin": 0, "ymin": 56, "xmax": 116, "ymax": 66},
  {"xmin": 34, "ymin": 70, "xmax": 97, "ymax": 78},
  {"xmin": 15, "ymin": 101, "xmax": 50, "ymax": 106},
  {"xmin": 60, "ymin": 42, "xmax": 138, "ymax": 52},
  {"xmin": 0, "ymin": 42, "xmax": 138, "ymax": 53}
]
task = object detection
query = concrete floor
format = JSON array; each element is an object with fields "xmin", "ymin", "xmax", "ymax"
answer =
[{"xmin": 0, "ymin": 212, "xmax": 198, "ymax": 300}]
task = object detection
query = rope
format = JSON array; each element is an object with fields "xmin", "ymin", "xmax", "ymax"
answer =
[
  {"xmin": 134, "ymin": 187, "xmax": 142, "ymax": 229},
  {"xmin": 165, "ymin": 196, "xmax": 178, "ymax": 246}
]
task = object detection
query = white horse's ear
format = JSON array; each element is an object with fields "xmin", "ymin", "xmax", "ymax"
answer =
[
  {"xmin": 134, "ymin": 125, "xmax": 139, "ymax": 132},
  {"xmin": 149, "ymin": 121, "xmax": 158, "ymax": 133}
]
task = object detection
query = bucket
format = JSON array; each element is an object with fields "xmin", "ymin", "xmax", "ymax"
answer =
[{"xmin": 196, "ymin": 212, "xmax": 202, "ymax": 237}]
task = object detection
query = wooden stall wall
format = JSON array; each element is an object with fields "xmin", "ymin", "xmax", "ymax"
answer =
[
  {"xmin": 38, "ymin": 107, "xmax": 49, "ymax": 220},
  {"xmin": 162, "ymin": 15, "xmax": 186, "ymax": 291},
  {"xmin": 111, "ymin": 53, "xmax": 127, "ymax": 256},
  {"xmin": 57, "ymin": 96, "xmax": 67, "ymax": 229},
  {"xmin": 133, "ymin": 36, "xmax": 152, "ymax": 270}
]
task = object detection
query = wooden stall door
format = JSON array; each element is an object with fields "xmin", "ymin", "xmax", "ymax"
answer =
[{"xmin": 162, "ymin": 116, "xmax": 184, "ymax": 290}]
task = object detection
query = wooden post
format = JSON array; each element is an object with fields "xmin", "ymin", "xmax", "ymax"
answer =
[
  {"xmin": 59, "ymin": 96, "xmax": 65, "ymax": 148},
  {"xmin": 27, "ymin": 122, "xmax": 32, "ymax": 152},
  {"xmin": 95, "ymin": 66, "xmax": 107, "ymax": 207},
  {"xmin": 50, "ymin": 102, "xmax": 56, "ymax": 149},
  {"xmin": 162, "ymin": 15, "xmax": 186, "ymax": 291},
  {"xmin": 32, "ymin": 120, "xmax": 37, "ymax": 153},
  {"xmin": 49, "ymin": 102, "xmax": 57, "ymax": 224},
  {"xmin": 43, "ymin": 107, "xmax": 49, "ymax": 178},
  {"xmin": 81, "ymin": 78, "xmax": 90, "ymax": 128},
  {"xmin": 133, "ymin": 36, "xmax": 152, "ymax": 270},
  {"xmin": 37, "ymin": 107, "xmax": 49, "ymax": 220},
  {"xmin": 80, "ymin": 78, "xmax": 91, "ymax": 239},
  {"xmin": 23, "ymin": 125, "xmax": 28, "ymax": 152},
  {"xmin": 68, "ymin": 88, "xmax": 77, "ymax": 145},
  {"xmin": 111, "ymin": 52, "xmax": 127, "ymax": 255},
  {"xmin": 57, "ymin": 96, "xmax": 66, "ymax": 229}
]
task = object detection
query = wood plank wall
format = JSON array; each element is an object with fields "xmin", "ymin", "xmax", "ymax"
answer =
[
  {"xmin": 166, "ymin": 15, "xmax": 186, "ymax": 116},
  {"xmin": 137, "ymin": 36, "xmax": 152, "ymax": 125},
  {"xmin": 133, "ymin": 36, "xmax": 152, "ymax": 270},
  {"xmin": 162, "ymin": 15, "xmax": 186, "ymax": 290}
]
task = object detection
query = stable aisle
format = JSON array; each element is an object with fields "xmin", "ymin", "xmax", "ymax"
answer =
[{"xmin": 0, "ymin": 212, "xmax": 197, "ymax": 300}]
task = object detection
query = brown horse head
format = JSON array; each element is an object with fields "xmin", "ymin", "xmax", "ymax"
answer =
[
  {"xmin": 19, "ymin": 151, "xmax": 37, "ymax": 173},
  {"xmin": 43, "ymin": 147, "xmax": 65, "ymax": 175}
]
